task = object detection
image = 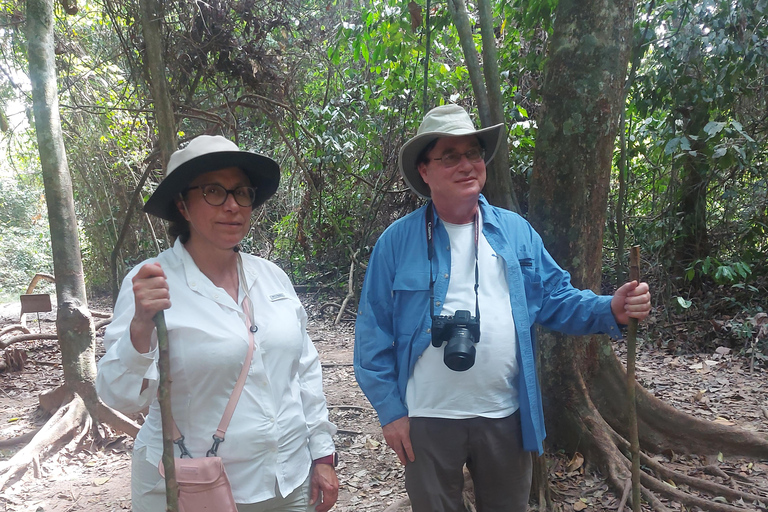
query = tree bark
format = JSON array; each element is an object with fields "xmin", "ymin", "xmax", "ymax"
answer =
[
  {"xmin": 477, "ymin": 0, "xmax": 517, "ymax": 213},
  {"xmin": 528, "ymin": 1, "xmax": 768, "ymax": 508},
  {"xmin": 447, "ymin": 0, "xmax": 519, "ymax": 213},
  {"xmin": 672, "ymin": 104, "xmax": 711, "ymax": 279},
  {"xmin": 447, "ymin": 0, "xmax": 491, "ymax": 125},
  {"xmin": 139, "ymin": 0, "xmax": 177, "ymax": 164},
  {"xmin": 528, "ymin": 0, "xmax": 635, "ymax": 503},
  {"xmin": 27, "ymin": 0, "xmax": 99, "ymax": 413}
]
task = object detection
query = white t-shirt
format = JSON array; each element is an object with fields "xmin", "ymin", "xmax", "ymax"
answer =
[{"xmin": 406, "ymin": 213, "xmax": 519, "ymax": 419}]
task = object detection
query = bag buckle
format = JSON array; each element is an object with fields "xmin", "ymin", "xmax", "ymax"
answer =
[
  {"xmin": 174, "ymin": 436, "xmax": 193, "ymax": 458},
  {"xmin": 207, "ymin": 435, "xmax": 224, "ymax": 457}
]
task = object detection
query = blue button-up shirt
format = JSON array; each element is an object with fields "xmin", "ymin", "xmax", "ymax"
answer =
[{"xmin": 354, "ymin": 195, "xmax": 622, "ymax": 454}]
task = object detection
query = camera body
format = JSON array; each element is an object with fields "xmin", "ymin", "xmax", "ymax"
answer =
[{"xmin": 431, "ymin": 309, "xmax": 481, "ymax": 372}]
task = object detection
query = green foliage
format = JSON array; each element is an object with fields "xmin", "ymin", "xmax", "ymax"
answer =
[
  {"xmin": 684, "ymin": 256, "xmax": 753, "ymax": 286},
  {"xmin": 0, "ymin": 0, "xmax": 764, "ymax": 339},
  {"xmin": 607, "ymin": 0, "xmax": 768, "ymax": 300},
  {"xmin": 0, "ymin": 176, "xmax": 53, "ymax": 300}
]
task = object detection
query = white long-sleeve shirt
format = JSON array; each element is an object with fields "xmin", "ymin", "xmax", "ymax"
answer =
[{"xmin": 96, "ymin": 240, "xmax": 336, "ymax": 503}]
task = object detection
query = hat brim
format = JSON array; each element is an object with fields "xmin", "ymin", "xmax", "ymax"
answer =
[
  {"xmin": 143, "ymin": 151, "xmax": 280, "ymax": 221},
  {"xmin": 398, "ymin": 123, "xmax": 505, "ymax": 198}
]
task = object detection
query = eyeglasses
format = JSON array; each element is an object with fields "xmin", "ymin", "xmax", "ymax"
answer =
[
  {"xmin": 185, "ymin": 184, "xmax": 257, "ymax": 207},
  {"xmin": 429, "ymin": 147, "xmax": 485, "ymax": 168}
]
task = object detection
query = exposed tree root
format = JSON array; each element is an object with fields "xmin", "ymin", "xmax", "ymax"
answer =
[
  {"xmin": 24, "ymin": 273, "xmax": 55, "ymax": 295},
  {"xmin": 94, "ymin": 401, "xmax": 140, "ymax": 438},
  {"xmin": 36, "ymin": 384, "xmax": 139, "ymax": 438},
  {"xmin": 0, "ymin": 325, "xmax": 30, "ymax": 338},
  {"xmin": 0, "ymin": 332, "xmax": 58, "ymax": 349},
  {"xmin": 592, "ymin": 350, "xmax": 768, "ymax": 459},
  {"xmin": 540, "ymin": 333, "xmax": 767, "ymax": 512},
  {"xmin": 0, "ymin": 314, "xmax": 111, "ymax": 350},
  {"xmin": 0, "ymin": 428, "xmax": 41, "ymax": 448},
  {"xmin": 607, "ymin": 428, "xmax": 766, "ymax": 510},
  {"xmin": 634, "ymin": 441, "xmax": 766, "ymax": 504},
  {"xmin": 0, "ymin": 394, "xmax": 88, "ymax": 490}
]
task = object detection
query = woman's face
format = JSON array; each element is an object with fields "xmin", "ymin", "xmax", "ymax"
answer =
[{"xmin": 177, "ymin": 167, "xmax": 253, "ymax": 252}]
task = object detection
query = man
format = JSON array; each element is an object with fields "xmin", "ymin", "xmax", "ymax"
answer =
[{"xmin": 353, "ymin": 104, "xmax": 651, "ymax": 511}]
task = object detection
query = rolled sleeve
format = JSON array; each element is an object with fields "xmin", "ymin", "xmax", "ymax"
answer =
[{"xmin": 96, "ymin": 270, "xmax": 159, "ymax": 414}]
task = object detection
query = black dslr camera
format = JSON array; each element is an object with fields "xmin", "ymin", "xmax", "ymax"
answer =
[{"xmin": 431, "ymin": 310, "xmax": 480, "ymax": 372}]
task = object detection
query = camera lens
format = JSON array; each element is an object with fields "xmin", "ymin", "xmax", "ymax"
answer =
[{"xmin": 443, "ymin": 327, "xmax": 476, "ymax": 371}]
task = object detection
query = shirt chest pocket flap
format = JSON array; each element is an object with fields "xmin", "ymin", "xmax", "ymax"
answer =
[{"xmin": 392, "ymin": 270, "xmax": 430, "ymax": 333}]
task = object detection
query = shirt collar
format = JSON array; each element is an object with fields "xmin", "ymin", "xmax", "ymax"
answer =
[{"xmin": 171, "ymin": 238, "xmax": 255, "ymax": 308}]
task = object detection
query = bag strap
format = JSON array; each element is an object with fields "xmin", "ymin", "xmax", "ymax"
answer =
[{"xmin": 170, "ymin": 253, "xmax": 256, "ymax": 457}]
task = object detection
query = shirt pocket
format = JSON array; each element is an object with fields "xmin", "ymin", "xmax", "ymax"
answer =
[
  {"xmin": 518, "ymin": 255, "xmax": 543, "ymax": 322},
  {"xmin": 392, "ymin": 270, "xmax": 431, "ymax": 338}
]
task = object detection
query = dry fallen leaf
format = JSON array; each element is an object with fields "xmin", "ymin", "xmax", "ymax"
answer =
[
  {"xmin": 713, "ymin": 417, "xmax": 735, "ymax": 426},
  {"xmin": 573, "ymin": 499, "xmax": 588, "ymax": 511},
  {"xmin": 566, "ymin": 452, "xmax": 584, "ymax": 473},
  {"xmin": 93, "ymin": 476, "xmax": 110, "ymax": 486}
]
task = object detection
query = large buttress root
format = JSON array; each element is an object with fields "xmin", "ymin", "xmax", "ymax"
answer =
[
  {"xmin": 0, "ymin": 395, "xmax": 89, "ymax": 490},
  {"xmin": 543, "ymin": 337, "xmax": 767, "ymax": 511}
]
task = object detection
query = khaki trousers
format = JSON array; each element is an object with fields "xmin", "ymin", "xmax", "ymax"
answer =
[{"xmin": 405, "ymin": 412, "xmax": 532, "ymax": 512}]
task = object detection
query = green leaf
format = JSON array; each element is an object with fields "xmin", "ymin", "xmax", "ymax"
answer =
[
  {"xmin": 664, "ymin": 137, "xmax": 680, "ymax": 155},
  {"xmin": 703, "ymin": 121, "xmax": 726, "ymax": 137},
  {"xmin": 675, "ymin": 297, "xmax": 692, "ymax": 309}
]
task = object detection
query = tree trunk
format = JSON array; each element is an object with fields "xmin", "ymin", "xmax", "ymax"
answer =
[
  {"xmin": 528, "ymin": 0, "xmax": 768, "ymax": 508},
  {"xmin": 447, "ymin": 0, "xmax": 491, "ymax": 125},
  {"xmin": 447, "ymin": 0, "xmax": 519, "ymax": 213},
  {"xmin": 139, "ymin": 0, "xmax": 177, "ymax": 164},
  {"xmin": 27, "ymin": 0, "xmax": 98, "ymax": 411},
  {"xmin": 476, "ymin": 0, "xmax": 517, "ymax": 213},
  {"xmin": 672, "ymin": 104, "xmax": 711, "ymax": 279},
  {"xmin": 109, "ymin": 0, "xmax": 177, "ymax": 301}
]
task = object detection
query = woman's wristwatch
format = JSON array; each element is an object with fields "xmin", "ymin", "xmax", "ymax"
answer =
[{"xmin": 313, "ymin": 453, "xmax": 338, "ymax": 467}]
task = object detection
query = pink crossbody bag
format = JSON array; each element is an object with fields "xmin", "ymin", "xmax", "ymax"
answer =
[{"xmin": 159, "ymin": 260, "xmax": 256, "ymax": 512}]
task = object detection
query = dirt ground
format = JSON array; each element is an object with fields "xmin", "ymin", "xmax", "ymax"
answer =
[{"xmin": 0, "ymin": 296, "xmax": 766, "ymax": 512}]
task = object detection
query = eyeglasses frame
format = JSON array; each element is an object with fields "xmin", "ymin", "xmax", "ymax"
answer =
[
  {"xmin": 184, "ymin": 184, "xmax": 258, "ymax": 208},
  {"xmin": 428, "ymin": 147, "xmax": 486, "ymax": 168}
]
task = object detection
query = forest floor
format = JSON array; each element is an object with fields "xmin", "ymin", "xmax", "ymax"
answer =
[{"xmin": 0, "ymin": 293, "xmax": 766, "ymax": 512}]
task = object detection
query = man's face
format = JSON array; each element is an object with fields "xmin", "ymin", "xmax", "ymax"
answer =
[{"xmin": 418, "ymin": 135, "xmax": 486, "ymax": 209}]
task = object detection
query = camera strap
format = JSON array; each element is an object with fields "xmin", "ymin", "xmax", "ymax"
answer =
[{"xmin": 425, "ymin": 201, "xmax": 480, "ymax": 321}]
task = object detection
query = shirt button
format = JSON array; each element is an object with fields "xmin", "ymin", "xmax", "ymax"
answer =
[
  {"xmin": 426, "ymin": 328, "xmax": 431, "ymax": 334},
  {"xmin": 435, "ymin": 301, "xmax": 441, "ymax": 307},
  {"xmin": 213, "ymin": 293, "xmax": 219, "ymax": 299},
  {"xmin": 446, "ymin": 245, "xmax": 450, "ymax": 251},
  {"xmin": 443, "ymin": 273, "xmax": 449, "ymax": 279}
]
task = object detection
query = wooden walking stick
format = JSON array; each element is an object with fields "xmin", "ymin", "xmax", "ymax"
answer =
[
  {"xmin": 626, "ymin": 246, "xmax": 641, "ymax": 512},
  {"xmin": 154, "ymin": 311, "xmax": 179, "ymax": 512}
]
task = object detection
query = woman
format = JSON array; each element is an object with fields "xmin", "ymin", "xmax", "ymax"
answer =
[{"xmin": 96, "ymin": 135, "xmax": 339, "ymax": 512}]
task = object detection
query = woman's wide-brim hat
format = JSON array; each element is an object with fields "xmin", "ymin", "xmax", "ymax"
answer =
[
  {"xmin": 143, "ymin": 135, "xmax": 280, "ymax": 221},
  {"xmin": 398, "ymin": 104, "xmax": 505, "ymax": 198}
]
